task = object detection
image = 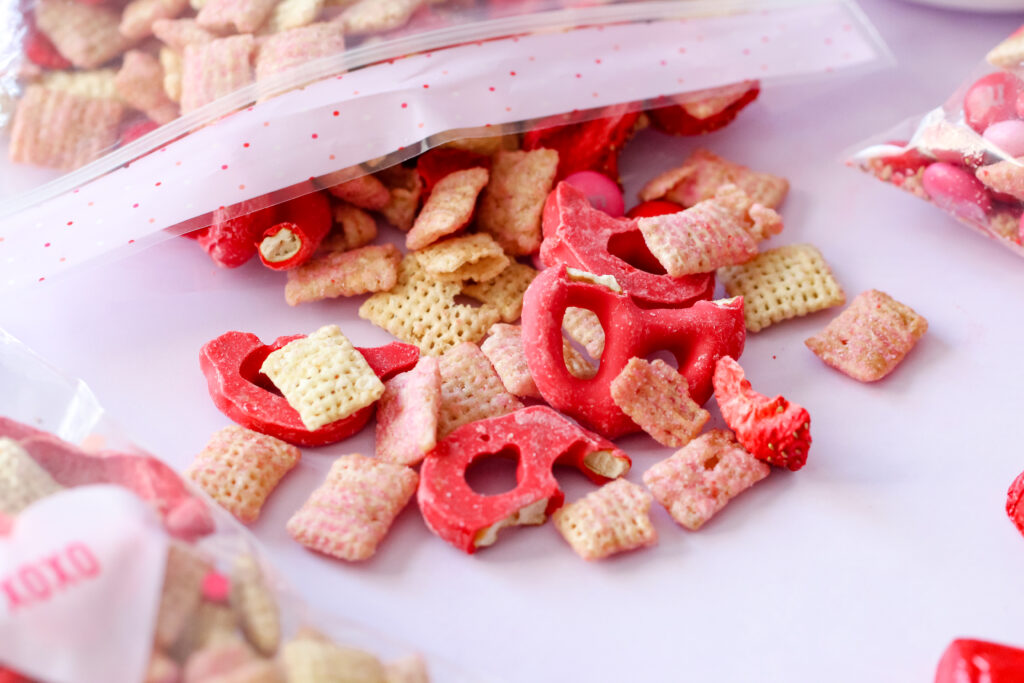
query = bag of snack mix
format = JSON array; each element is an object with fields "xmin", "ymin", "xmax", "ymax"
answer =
[{"xmin": 850, "ymin": 23, "xmax": 1024, "ymax": 258}]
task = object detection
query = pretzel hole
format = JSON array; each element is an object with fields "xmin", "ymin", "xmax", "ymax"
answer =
[
  {"xmin": 465, "ymin": 447, "xmax": 520, "ymax": 496},
  {"xmin": 645, "ymin": 349, "xmax": 679, "ymax": 370},
  {"xmin": 454, "ymin": 293, "xmax": 486, "ymax": 309},
  {"xmin": 607, "ymin": 230, "xmax": 666, "ymax": 275}
]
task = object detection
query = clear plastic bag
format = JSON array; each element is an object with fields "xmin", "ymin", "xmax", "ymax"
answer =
[
  {"xmin": 0, "ymin": 328, "xmax": 482, "ymax": 683},
  {"xmin": 849, "ymin": 23, "xmax": 1024, "ymax": 259},
  {"xmin": 0, "ymin": 0, "xmax": 889, "ymax": 292}
]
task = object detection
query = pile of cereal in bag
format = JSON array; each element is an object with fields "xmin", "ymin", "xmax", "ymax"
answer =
[
  {"xmin": 185, "ymin": 94, "xmax": 930, "ymax": 564},
  {"xmin": 0, "ymin": 414, "xmax": 442, "ymax": 682},
  {"xmin": 852, "ymin": 24, "xmax": 1024, "ymax": 257}
]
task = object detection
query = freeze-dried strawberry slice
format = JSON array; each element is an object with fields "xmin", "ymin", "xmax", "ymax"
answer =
[
  {"xmin": 712, "ymin": 356, "xmax": 810, "ymax": 471},
  {"xmin": 416, "ymin": 147, "xmax": 491, "ymax": 197},
  {"xmin": 1006, "ymin": 470, "xmax": 1024, "ymax": 536},
  {"xmin": 647, "ymin": 82, "xmax": 760, "ymax": 136},
  {"xmin": 523, "ymin": 104, "xmax": 641, "ymax": 182}
]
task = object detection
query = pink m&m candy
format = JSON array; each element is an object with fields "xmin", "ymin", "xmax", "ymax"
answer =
[
  {"xmin": 563, "ymin": 171, "xmax": 625, "ymax": 217},
  {"xmin": 964, "ymin": 73, "xmax": 1021, "ymax": 133},
  {"xmin": 983, "ymin": 120, "xmax": 1024, "ymax": 158},
  {"xmin": 921, "ymin": 162, "xmax": 992, "ymax": 225}
]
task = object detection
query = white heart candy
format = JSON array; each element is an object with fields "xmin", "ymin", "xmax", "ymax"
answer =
[{"xmin": 0, "ymin": 485, "xmax": 168, "ymax": 683}]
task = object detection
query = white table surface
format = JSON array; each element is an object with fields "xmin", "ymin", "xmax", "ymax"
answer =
[{"xmin": 6, "ymin": 1, "xmax": 1024, "ymax": 680}]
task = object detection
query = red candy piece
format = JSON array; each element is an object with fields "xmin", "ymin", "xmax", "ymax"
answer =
[
  {"xmin": 198, "ymin": 195, "xmax": 278, "ymax": 268},
  {"xmin": 964, "ymin": 72, "xmax": 1021, "ymax": 134},
  {"xmin": 522, "ymin": 264, "xmax": 745, "ymax": 439},
  {"xmin": 1005, "ymin": 469, "xmax": 1024, "ymax": 536},
  {"xmin": 540, "ymin": 182, "xmax": 714, "ymax": 308},
  {"xmin": 17, "ymin": 432, "xmax": 214, "ymax": 541},
  {"xmin": 24, "ymin": 22, "xmax": 72, "ymax": 70},
  {"xmin": 626, "ymin": 199, "xmax": 684, "ymax": 219},
  {"xmin": 417, "ymin": 406, "xmax": 631, "ymax": 554},
  {"xmin": 713, "ymin": 356, "xmax": 811, "ymax": 471},
  {"xmin": 120, "ymin": 119, "xmax": 160, "ymax": 145},
  {"xmin": 200, "ymin": 331, "xmax": 418, "ymax": 447},
  {"xmin": 257, "ymin": 190, "xmax": 332, "ymax": 270},
  {"xmin": 935, "ymin": 639, "xmax": 1024, "ymax": 682},
  {"xmin": 523, "ymin": 103, "xmax": 641, "ymax": 182},
  {"xmin": 416, "ymin": 147, "xmax": 491, "ymax": 197},
  {"xmin": 648, "ymin": 82, "xmax": 760, "ymax": 136},
  {"xmin": 0, "ymin": 669, "xmax": 30, "ymax": 683}
]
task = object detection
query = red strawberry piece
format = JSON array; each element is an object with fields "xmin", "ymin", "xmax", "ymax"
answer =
[
  {"xmin": 648, "ymin": 82, "xmax": 760, "ymax": 136},
  {"xmin": 523, "ymin": 103, "xmax": 641, "ymax": 183},
  {"xmin": 935, "ymin": 639, "xmax": 1024, "ymax": 682},
  {"xmin": 1006, "ymin": 470, "xmax": 1024, "ymax": 536},
  {"xmin": 416, "ymin": 147, "xmax": 491, "ymax": 197},
  {"xmin": 712, "ymin": 356, "xmax": 811, "ymax": 471}
]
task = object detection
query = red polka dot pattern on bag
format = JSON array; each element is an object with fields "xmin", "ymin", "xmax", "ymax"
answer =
[{"xmin": 0, "ymin": 4, "xmax": 876, "ymax": 290}]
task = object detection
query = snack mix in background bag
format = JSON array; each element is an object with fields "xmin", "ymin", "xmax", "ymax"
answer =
[
  {"xmin": 0, "ymin": 0, "xmax": 887, "ymax": 291},
  {"xmin": 851, "ymin": 24, "xmax": 1024, "ymax": 257},
  {"xmin": 0, "ymin": 331, "xmax": 477, "ymax": 683}
]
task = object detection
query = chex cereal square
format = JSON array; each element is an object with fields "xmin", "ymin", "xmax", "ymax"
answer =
[
  {"xmin": 184, "ymin": 425, "xmax": 300, "ymax": 523},
  {"xmin": 643, "ymin": 429, "xmax": 770, "ymax": 531},
  {"xmin": 805, "ymin": 289, "xmax": 928, "ymax": 382},
  {"xmin": 260, "ymin": 325, "xmax": 385, "ymax": 430},
  {"xmin": 552, "ymin": 479, "xmax": 657, "ymax": 561},
  {"xmin": 718, "ymin": 243, "xmax": 845, "ymax": 332},
  {"xmin": 286, "ymin": 454, "xmax": 418, "ymax": 561}
]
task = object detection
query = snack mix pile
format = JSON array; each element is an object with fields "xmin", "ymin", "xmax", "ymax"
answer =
[{"xmin": 180, "ymin": 95, "xmax": 928, "ymax": 567}]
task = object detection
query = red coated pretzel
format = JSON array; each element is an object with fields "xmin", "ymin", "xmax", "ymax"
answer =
[
  {"xmin": 540, "ymin": 182, "xmax": 714, "ymax": 308},
  {"xmin": 522, "ymin": 264, "xmax": 745, "ymax": 439},
  {"xmin": 417, "ymin": 406, "xmax": 631, "ymax": 554},
  {"xmin": 935, "ymin": 639, "xmax": 1024, "ymax": 682},
  {"xmin": 200, "ymin": 332, "xmax": 418, "ymax": 447}
]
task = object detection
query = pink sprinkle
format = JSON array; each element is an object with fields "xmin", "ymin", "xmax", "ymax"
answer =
[
  {"xmin": 595, "ymin": 59, "xmax": 601, "ymax": 64},
  {"xmin": 128, "ymin": 239, "xmax": 135, "ymax": 244},
  {"xmin": 510, "ymin": 71, "xmax": 516, "ymax": 76},
  {"xmin": 38, "ymin": 277, "xmax": 44, "ymax": 282},
  {"xmin": 201, "ymin": 571, "xmax": 232, "ymax": 603},
  {"xmin": 422, "ymin": 84, "xmax": 429, "ymax": 89},
  {"xmin": 761, "ymin": 35, "xmax": 770, "ymax": 43},
  {"xmin": 659, "ymin": 60, "xmax": 667, "ymax": 66},
  {"xmin": 239, "ymin": 184, "xmax": 246, "ymax": 190},
  {"xmin": 489, "ymin": 86, "xmax": 495, "ymax": 92},
  {"xmin": 67, "ymin": 221, "xmax": 73, "ymax": 226},
  {"xmin": 263, "ymin": 122, "xmax": 269, "ymax": 127},
  {"xmin": 678, "ymin": 47, "xmax": 686, "ymax": 54},
  {"xmin": 155, "ymin": 181, "xmax": 161, "ymax": 186},
  {"xmin": 221, "ymin": 165, "xmax": 228, "ymax": 170},
  {"xmin": 329, "ymin": 154, "xmax": 335, "ymax": 160},
  {"xmin": 87, "ymin": 202, "xmax": 93, "ymax": 207},
  {"xmin": 243, "ymin": 142, "xmax": 250, "ymax": 148},
  {"xmin": 59, "ymin": 257, "xmax": 65, "ymax": 262},
  {"xmin": 575, "ymin": 73, "xmax": 582, "ymax": 78},
  {"xmin": 132, "ymin": 203, "xmax": 139, "ymax": 208},
  {"xmin": 825, "ymin": 37, "xmax": 833, "ymax": 45},
  {"xmin": 332, "ymin": 111, "xmax": 339, "ymax": 116},
  {"xmin": 44, "ymin": 242, "xmax": 50, "ymax": 247},
  {"xmin": 401, "ymin": 102, "xmax": 408, "ymax": 108},
  {"xmin": 312, "ymin": 133, "xmax": 318, "ymax": 139},
  {"xmin": 742, "ymin": 48, "xmax": 750, "ymax": 55}
]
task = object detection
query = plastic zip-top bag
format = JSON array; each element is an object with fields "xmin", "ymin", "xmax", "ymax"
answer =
[
  {"xmin": 850, "ymin": 23, "xmax": 1024, "ymax": 259},
  {"xmin": 0, "ymin": 0, "xmax": 889, "ymax": 291},
  {"xmin": 0, "ymin": 328, "xmax": 483, "ymax": 683}
]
